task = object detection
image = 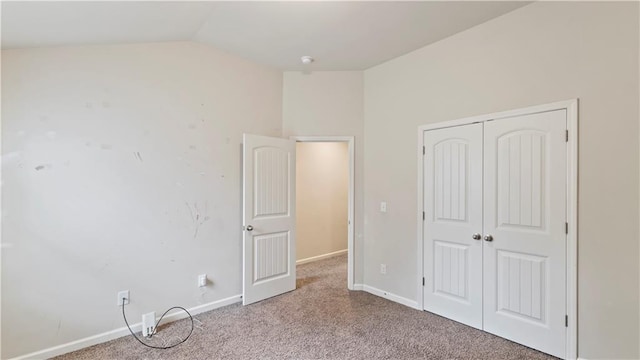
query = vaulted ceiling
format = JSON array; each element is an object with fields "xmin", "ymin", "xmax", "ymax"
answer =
[{"xmin": 2, "ymin": 1, "xmax": 528, "ymax": 70}]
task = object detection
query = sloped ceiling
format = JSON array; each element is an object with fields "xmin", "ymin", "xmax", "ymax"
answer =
[{"xmin": 2, "ymin": 1, "xmax": 529, "ymax": 70}]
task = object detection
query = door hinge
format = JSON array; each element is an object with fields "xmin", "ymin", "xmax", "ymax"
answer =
[
  {"xmin": 423, "ymin": 211, "xmax": 425, "ymax": 221},
  {"xmin": 423, "ymin": 146, "xmax": 425, "ymax": 155},
  {"xmin": 565, "ymin": 222, "xmax": 568, "ymax": 234},
  {"xmin": 566, "ymin": 130, "xmax": 569, "ymax": 142},
  {"xmin": 422, "ymin": 277, "xmax": 425, "ymax": 286},
  {"xmin": 565, "ymin": 315, "xmax": 568, "ymax": 327}
]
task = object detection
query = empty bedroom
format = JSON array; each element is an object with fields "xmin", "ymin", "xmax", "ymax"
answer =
[{"xmin": 2, "ymin": 1, "xmax": 639, "ymax": 360}]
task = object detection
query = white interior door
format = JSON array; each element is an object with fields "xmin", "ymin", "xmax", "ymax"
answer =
[
  {"xmin": 423, "ymin": 123, "xmax": 483, "ymax": 329},
  {"xmin": 242, "ymin": 134, "xmax": 296, "ymax": 305},
  {"xmin": 483, "ymin": 110, "xmax": 567, "ymax": 358}
]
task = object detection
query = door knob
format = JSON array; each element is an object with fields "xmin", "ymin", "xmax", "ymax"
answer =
[
  {"xmin": 472, "ymin": 233, "xmax": 482, "ymax": 240},
  {"xmin": 483, "ymin": 234, "xmax": 493, "ymax": 242},
  {"xmin": 246, "ymin": 225, "xmax": 254, "ymax": 231}
]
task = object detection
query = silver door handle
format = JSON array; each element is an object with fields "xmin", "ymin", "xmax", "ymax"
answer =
[
  {"xmin": 472, "ymin": 233, "xmax": 482, "ymax": 240},
  {"xmin": 484, "ymin": 234, "xmax": 493, "ymax": 242},
  {"xmin": 246, "ymin": 225, "xmax": 253, "ymax": 231}
]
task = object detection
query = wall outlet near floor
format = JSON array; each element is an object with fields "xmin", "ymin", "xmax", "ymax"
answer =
[
  {"xmin": 117, "ymin": 290, "xmax": 130, "ymax": 306},
  {"xmin": 142, "ymin": 312, "xmax": 156, "ymax": 338},
  {"xmin": 198, "ymin": 274, "xmax": 207, "ymax": 287},
  {"xmin": 380, "ymin": 264, "xmax": 387, "ymax": 275}
]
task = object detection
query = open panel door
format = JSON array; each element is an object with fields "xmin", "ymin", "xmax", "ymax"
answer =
[{"xmin": 242, "ymin": 134, "xmax": 296, "ymax": 305}]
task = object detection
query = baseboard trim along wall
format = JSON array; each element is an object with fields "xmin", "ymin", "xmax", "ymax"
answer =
[
  {"xmin": 14, "ymin": 282, "xmax": 418, "ymax": 359},
  {"xmin": 296, "ymin": 249, "xmax": 347, "ymax": 265},
  {"xmin": 360, "ymin": 284, "xmax": 420, "ymax": 310},
  {"xmin": 10, "ymin": 294, "xmax": 242, "ymax": 360}
]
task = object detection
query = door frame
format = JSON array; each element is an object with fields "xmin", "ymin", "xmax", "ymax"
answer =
[
  {"xmin": 416, "ymin": 99, "xmax": 578, "ymax": 360},
  {"xmin": 290, "ymin": 136, "xmax": 356, "ymax": 290}
]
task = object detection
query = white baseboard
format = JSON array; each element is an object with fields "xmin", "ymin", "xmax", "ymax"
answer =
[
  {"xmin": 296, "ymin": 249, "xmax": 347, "ymax": 265},
  {"xmin": 361, "ymin": 284, "xmax": 420, "ymax": 310},
  {"xmin": 10, "ymin": 294, "xmax": 242, "ymax": 360},
  {"xmin": 352, "ymin": 283, "xmax": 364, "ymax": 291}
]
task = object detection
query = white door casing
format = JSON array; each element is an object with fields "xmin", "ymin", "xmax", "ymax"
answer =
[
  {"xmin": 242, "ymin": 134, "xmax": 296, "ymax": 305},
  {"xmin": 483, "ymin": 110, "xmax": 567, "ymax": 358},
  {"xmin": 423, "ymin": 123, "xmax": 484, "ymax": 329}
]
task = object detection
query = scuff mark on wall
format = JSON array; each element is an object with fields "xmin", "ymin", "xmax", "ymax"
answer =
[
  {"xmin": 100, "ymin": 144, "xmax": 112, "ymax": 150},
  {"xmin": 34, "ymin": 164, "xmax": 52, "ymax": 171},
  {"xmin": 133, "ymin": 152, "xmax": 143, "ymax": 162},
  {"xmin": 185, "ymin": 201, "xmax": 211, "ymax": 239}
]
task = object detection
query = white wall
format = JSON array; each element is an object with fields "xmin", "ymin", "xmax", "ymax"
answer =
[
  {"xmin": 1, "ymin": 41, "xmax": 283, "ymax": 358},
  {"xmin": 363, "ymin": 2, "xmax": 639, "ymax": 359},
  {"xmin": 282, "ymin": 71, "xmax": 364, "ymax": 283},
  {"xmin": 296, "ymin": 142, "xmax": 348, "ymax": 261}
]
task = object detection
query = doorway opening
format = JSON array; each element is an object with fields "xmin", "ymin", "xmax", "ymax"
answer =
[{"xmin": 292, "ymin": 136, "xmax": 355, "ymax": 290}]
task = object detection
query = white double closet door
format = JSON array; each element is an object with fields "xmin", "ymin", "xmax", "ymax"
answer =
[{"xmin": 423, "ymin": 110, "xmax": 567, "ymax": 358}]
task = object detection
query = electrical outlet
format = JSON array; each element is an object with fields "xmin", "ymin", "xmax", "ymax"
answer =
[
  {"xmin": 380, "ymin": 201, "xmax": 387, "ymax": 213},
  {"xmin": 117, "ymin": 290, "xmax": 129, "ymax": 306},
  {"xmin": 198, "ymin": 274, "xmax": 207, "ymax": 287},
  {"xmin": 380, "ymin": 264, "xmax": 387, "ymax": 275},
  {"xmin": 142, "ymin": 312, "xmax": 156, "ymax": 337}
]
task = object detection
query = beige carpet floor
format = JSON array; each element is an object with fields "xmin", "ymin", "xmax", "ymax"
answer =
[{"xmin": 55, "ymin": 254, "xmax": 556, "ymax": 359}]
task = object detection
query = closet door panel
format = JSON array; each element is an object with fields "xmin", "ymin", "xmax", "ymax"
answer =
[
  {"xmin": 483, "ymin": 110, "xmax": 567, "ymax": 358},
  {"xmin": 423, "ymin": 123, "xmax": 483, "ymax": 329}
]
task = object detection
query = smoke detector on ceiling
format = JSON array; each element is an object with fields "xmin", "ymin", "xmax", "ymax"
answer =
[{"xmin": 300, "ymin": 56, "xmax": 314, "ymax": 65}]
